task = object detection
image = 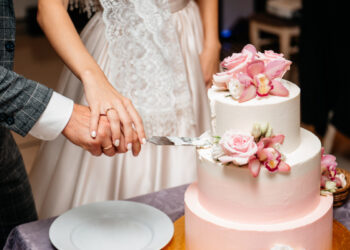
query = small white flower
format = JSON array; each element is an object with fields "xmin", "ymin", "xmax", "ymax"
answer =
[
  {"xmin": 337, "ymin": 173, "xmax": 347, "ymax": 188},
  {"xmin": 260, "ymin": 122, "xmax": 269, "ymax": 135},
  {"xmin": 265, "ymin": 126, "xmax": 273, "ymax": 137},
  {"xmin": 325, "ymin": 181, "xmax": 337, "ymax": 193},
  {"xmin": 251, "ymin": 123, "xmax": 262, "ymax": 139},
  {"xmin": 228, "ymin": 79, "xmax": 245, "ymax": 100}
]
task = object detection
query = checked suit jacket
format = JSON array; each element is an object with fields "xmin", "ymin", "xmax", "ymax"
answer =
[{"xmin": 0, "ymin": 0, "xmax": 53, "ymax": 247}]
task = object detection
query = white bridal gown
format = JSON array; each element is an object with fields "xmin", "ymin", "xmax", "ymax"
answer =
[{"xmin": 30, "ymin": 0, "xmax": 211, "ymax": 219}]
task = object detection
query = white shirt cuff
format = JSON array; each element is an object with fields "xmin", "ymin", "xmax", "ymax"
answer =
[{"xmin": 29, "ymin": 92, "xmax": 74, "ymax": 141}]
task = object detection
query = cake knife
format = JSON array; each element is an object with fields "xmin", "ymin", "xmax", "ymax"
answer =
[{"xmin": 147, "ymin": 132, "xmax": 213, "ymax": 147}]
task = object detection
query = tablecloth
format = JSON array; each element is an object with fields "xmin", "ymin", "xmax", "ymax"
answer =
[{"xmin": 4, "ymin": 184, "xmax": 350, "ymax": 250}]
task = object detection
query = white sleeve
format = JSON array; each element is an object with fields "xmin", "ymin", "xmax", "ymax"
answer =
[{"xmin": 29, "ymin": 92, "xmax": 74, "ymax": 141}]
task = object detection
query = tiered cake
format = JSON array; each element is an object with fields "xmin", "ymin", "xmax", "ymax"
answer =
[{"xmin": 184, "ymin": 46, "xmax": 333, "ymax": 250}]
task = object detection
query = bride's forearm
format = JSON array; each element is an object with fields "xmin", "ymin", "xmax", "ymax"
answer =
[
  {"xmin": 37, "ymin": 0, "xmax": 104, "ymax": 82},
  {"xmin": 196, "ymin": 0, "xmax": 220, "ymax": 48}
]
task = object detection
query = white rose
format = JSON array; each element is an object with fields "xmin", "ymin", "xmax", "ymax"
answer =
[{"xmin": 228, "ymin": 79, "xmax": 245, "ymax": 100}]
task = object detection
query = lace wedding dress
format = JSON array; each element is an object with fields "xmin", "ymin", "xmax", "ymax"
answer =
[{"xmin": 29, "ymin": 0, "xmax": 211, "ymax": 219}]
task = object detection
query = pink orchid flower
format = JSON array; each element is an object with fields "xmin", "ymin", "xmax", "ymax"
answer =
[
  {"xmin": 248, "ymin": 156, "xmax": 261, "ymax": 177},
  {"xmin": 320, "ymin": 147, "xmax": 337, "ymax": 179},
  {"xmin": 237, "ymin": 59, "xmax": 291, "ymax": 102},
  {"xmin": 248, "ymin": 134, "xmax": 290, "ymax": 177},
  {"xmin": 263, "ymin": 147, "xmax": 282, "ymax": 172}
]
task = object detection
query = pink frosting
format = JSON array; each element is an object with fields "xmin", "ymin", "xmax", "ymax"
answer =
[
  {"xmin": 197, "ymin": 131, "xmax": 322, "ymax": 224},
  {"xmin": 197, "ymin": 162, "xmax": 321, "ymax": 224},
  {"xmin": 185, "ymin": 184, "xmax": 333, "ymax": 250}
]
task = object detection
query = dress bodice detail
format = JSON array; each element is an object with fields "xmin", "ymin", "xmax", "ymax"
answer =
[
  {"xmin": 77, "ymin": 0, "xmax": 195, "ymax": 136},
  {"xmin": 70, "ymin": 0, "xmax": 195, "ymax": 136}
]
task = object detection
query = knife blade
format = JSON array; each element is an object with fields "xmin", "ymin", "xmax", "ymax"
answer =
[{"xmin": 147, "ymin": 134, "xmax": 212, "ymax": 147}]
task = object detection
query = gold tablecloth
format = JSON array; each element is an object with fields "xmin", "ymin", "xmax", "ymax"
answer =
[{"xmin": 163, "ymin": 216, "xmax": 350, "ymax": 249}]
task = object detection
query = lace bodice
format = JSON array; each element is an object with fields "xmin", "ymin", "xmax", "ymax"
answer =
[
  {"xmin": 69, "ymin": 0, "xmax": 101, "ymax": 17},
  {"xmin": 70, "ymin": 0, "xmax": 195, "ymax": 136}
]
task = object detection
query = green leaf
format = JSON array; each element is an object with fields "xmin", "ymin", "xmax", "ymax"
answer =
[{"xmin": 212, "ymin": 135, "xmax": 221, "ymax": 144}]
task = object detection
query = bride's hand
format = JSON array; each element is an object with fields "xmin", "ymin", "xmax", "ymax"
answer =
[
  {"xmin": 81, "ymin": 69, "xmax": 146, "ymax": 149},
  {"xmin": 200, "ymin": 40, "xmax": 221, "ymax": 89}
]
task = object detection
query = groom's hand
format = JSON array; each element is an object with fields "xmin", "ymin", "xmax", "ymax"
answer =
[
  {"xmin": 62, "ymin": 104, "xmax": 141, "ymax": 157},
  {"xmin": 62, "ymin": 104, "xmax": 116, "ymax": 156}
]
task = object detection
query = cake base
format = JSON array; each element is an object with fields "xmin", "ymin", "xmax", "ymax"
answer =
[
  {"xmin": 163, "ymin": 217, "xmax": 350, "ymax": 250},
  {"xmin": 185, "ymin": 183, "xmax": 333, "ymax": 250}
]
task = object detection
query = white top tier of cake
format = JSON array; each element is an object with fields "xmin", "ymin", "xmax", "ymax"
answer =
[{"xmin": 208, "ymin": 80, "xmax": 300, "ymax": 153}]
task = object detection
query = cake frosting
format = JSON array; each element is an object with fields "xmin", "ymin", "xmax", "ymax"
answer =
[
  {"xmin": 185, "ymin": 184, "xmax": 333, "ymax": 250},
  {"xmin": 209, "ymin": 80, "xmax": 300, "ymax": 153},
  {"xmin": 184, "ymin": 45, "xmax": 333, "ymax": 249},
  {"xmin": 197, "ymin": 129, "xmax": 321, "ymax": 224}
]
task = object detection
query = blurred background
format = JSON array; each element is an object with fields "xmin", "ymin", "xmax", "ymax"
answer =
[{"xmin": 12, "ymin": 0, "xmax": 350, "ymax": 172}]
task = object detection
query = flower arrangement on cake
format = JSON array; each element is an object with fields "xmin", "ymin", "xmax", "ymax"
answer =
[
  {"xmin": 320, "ymin": 149, "xmax": 344, "ymax": 195},
  {"xmin": 320, "ymin": 149, "xmax": 350, "ymax": 199},
  {"xmin": 212, "ymin": 44, "xmax": 291, "ymax": 102},
  {"xmin": 319, "ymin": 149, "xmax": 350, "ymax": 206},
  {"xmin": 211, "ymin": 122, "xmax": 290, "ymax": 177}
]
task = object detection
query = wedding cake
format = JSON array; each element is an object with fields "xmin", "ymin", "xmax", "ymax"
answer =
[{"xmin": 184, "ymin": 45, "xmax": 333, "ymax": 249}]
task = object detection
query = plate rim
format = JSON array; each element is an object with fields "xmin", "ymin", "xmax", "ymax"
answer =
[{"xmin": 49, "ymin": 200, "xmax": 174, "ymax": 250}]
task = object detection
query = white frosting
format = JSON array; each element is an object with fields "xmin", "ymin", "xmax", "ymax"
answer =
[
  {"xmin": 197, "ymin": 129, "xmax": 322, "ymax": 224},
  {"xmin": 209, "ymin": 80, "xmax": 300, "ymax": 153}
]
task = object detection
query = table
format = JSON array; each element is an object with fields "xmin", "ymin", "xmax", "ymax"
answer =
[{"xmin": 4, "ymin": 184, "xmax": 350, "ymax": 250}]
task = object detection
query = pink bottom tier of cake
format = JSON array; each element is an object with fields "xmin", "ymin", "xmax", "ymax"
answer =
[{"xmin": 185, "ymin": 183, "xmax": 333, "ymax": 250}]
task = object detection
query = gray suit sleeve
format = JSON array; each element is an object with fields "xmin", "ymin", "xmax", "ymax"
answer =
[{"xmin": 0, "ymin": 66, "xmax": 53, "ymax": 136}]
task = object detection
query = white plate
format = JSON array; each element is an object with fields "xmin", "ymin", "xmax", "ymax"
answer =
[{"xmin": 49, "ymin": 201, "xmax": 174, "ymax": 250}]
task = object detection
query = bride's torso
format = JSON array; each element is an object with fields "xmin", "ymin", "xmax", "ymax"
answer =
[{"xmin": 71, "ymin": 0, "xmax": 198, "ymax": 137}]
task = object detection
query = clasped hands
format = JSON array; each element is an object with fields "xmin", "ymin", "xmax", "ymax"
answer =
[{"xmin": 62, "ymin": 104, "xmax": 143, "ymax": 157}]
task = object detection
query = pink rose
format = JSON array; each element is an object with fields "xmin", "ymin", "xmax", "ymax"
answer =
[
  {"xmin": 221, "ymin": 53, "xmax": 247, "ymax": 70},
  {"xmin": 224, "ymin": 46, "xmax": 256, "ymax": 76},
  {"xmin": 213, "ymin": 44, "xmax": 257, "ymax": 89},
  {"xmin": 257, "ymin": 51, "xmax": 292, "ymax": 79},
  {"xmin": 219, "ymin": 130, "xmax": 258, "ymax": 165},
  {"xmin": 257, "ymin": 50, "xmax": 285, "ymax": 63},
  {"xmin": 212, "ymin": 71, "xmax": 232, "ymax": 90}
]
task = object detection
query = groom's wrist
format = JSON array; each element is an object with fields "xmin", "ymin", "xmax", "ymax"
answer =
[{"xmin": 29, "ymin": 92, "xmax": 74, "ymax": 140}]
